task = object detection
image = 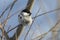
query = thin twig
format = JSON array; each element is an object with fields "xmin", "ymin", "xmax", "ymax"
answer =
[
  {"xmin": 32, "ymin": 20, "xmax": 60, "ymax": 40},
  {"xmin": 1, "ymin": 27, "xmax": 9, "ymax": 40},
  {"xmin": 0, "ymin": 0, "xmax": 17, "ymax": 18},
  {"xmin": 0, "ymin": 0, "xmax": 18, "ymax": 40},
  {"xmin": 7, "ymin": 24, "xmax": 18, "ymax": 33},
  {"xmin": 3, "ymin": 0, "xmax": 18, "ymax": 27},
  {"xmin": 9, "ymin": 24, "xmax": 24, "ymax": 40},
  {"xmin": 33, "ymin": 8, "xmax": 60, "ymax": 19},
  {"xmin": 7, "ymin": 25, "xmax": 11, "ymax": 32},
  {"xmin": 0, "ymin": 3, "xmax": 11, "ymax": 18}
]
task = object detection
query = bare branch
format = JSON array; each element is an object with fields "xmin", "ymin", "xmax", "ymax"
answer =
[
  {"xmin": 9, "ymin": 24, "xmax": 24, "ymax": 40},
  {"xmin": 32, "ymin": 20, "xmax": 60, "ymax": 40},
  {"xmin": 0, "ymin": 0, "xmax": 17, "ymax": 18},
  {"xmin": 2, "ymin": 28, "xmax": 9, "ymax": 40},
  {"xmin": 0, "ymin": 24, "xmax": 9, "ymax": 40},
  {"xmin": 26, "ymin": 0, "xmax": 34, "ymax": 10},
  {"xmin": 0, "ymin": 23, "xmax": 2, "ymax": 29},
  {"xmin": 3, "ymin": 0, "xmax": 18, "ymax": 27},
  {"xmin": 7, "ymin": 25, "xmax": 11, "ymax": 32},
  {"xmin": 0, "ymin": 3, "xmax": 11, "ymax": 18},
  {"xmin": 33, "ymin": 8, "xmax": 60, "ymax": 19},
  {"xmin": 0, "ymin": 0, "xmax": 18, "ymax": 40},
  {"xmin": 7, "ymin": 25, "xmax": 18, "ymax": 33}
]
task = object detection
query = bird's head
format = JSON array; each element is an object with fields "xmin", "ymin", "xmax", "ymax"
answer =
[{"xmin": 21, "ymin": 9, "xmax": 31, "ymax": 16}]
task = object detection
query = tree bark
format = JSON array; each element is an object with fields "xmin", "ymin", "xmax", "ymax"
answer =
[
  {"xmin": 26, "ymin": 0, "xmax": 34, "ymax": 11},
  {"xmin": 9, "ymin": 24, "xmax": 24, "ymax": 40}
]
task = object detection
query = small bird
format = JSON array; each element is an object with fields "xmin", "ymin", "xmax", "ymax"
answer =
[{"xmin": 18, "ymin": 9, "xmax": 32, "ymax": 26}]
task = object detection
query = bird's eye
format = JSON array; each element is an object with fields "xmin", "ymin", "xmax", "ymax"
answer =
[
  {"xmin": 29, "ymin": 13, "xmax": 31, "ymax": 16},
  {"xmin": 20, "ymin": 16, "xmax": 22, "ymax": 19}
]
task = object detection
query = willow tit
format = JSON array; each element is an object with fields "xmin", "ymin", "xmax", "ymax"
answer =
[{"xmin": 18, "ymin": 9, "xmax": 32, "ymax": 26}]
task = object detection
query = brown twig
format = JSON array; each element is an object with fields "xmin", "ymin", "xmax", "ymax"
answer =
[
  {"xmin": 9, "ymin": 24, "xmax": 24, "ymax": 40},
  {"xmin": 32, "ymin": 20, "xmax": 60, "ymax": 40},
  {"xmin": 3, "ymin": 0, "xmax": 18, "ymax": 27},
  {"xmin": 0, "ymin": 0, "xmax": 17, "ymax": 18}
]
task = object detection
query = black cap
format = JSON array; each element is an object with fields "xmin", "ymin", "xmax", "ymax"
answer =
[
  {"xmin": 22, "ymin": 9, "xmax": 30, "ymax": 13},
  {"xmin": 22, "ymin": 9, "xmax": 31, "ymax": 16}
]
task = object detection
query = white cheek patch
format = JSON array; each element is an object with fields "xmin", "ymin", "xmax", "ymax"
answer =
[{"xmin": 22, "ymin": 12, "xmax": 29, "ymax": 16}]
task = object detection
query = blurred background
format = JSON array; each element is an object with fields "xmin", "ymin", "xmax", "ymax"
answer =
[{"xmin": 0, "ymin": 0, "xmax": 60, "ymax": 40}]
